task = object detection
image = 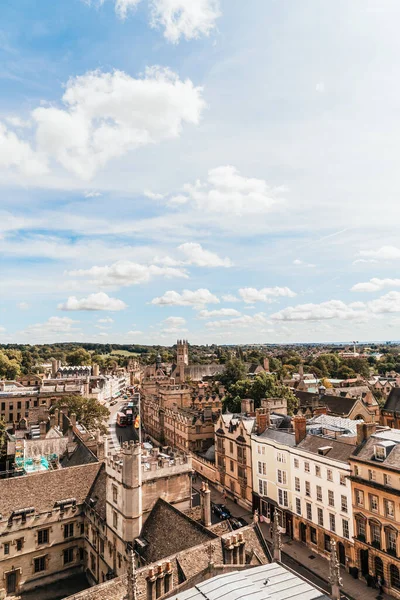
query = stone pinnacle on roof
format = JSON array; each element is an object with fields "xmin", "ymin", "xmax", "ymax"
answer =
[
  {"xmin": 329, "ymin": 540, "xmax": 342, "ymax": 600},
  {"xmin": 125, "ymin": 548, "xmax": 138, "ymax": 600}
]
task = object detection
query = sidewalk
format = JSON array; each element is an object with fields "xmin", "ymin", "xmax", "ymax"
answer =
[{"xmin": 197, "ymin": 479, "xmax": 392, "ymax": 600}]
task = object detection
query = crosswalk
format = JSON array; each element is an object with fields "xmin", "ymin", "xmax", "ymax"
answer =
[{"xmin": 105, "ymin": 422, "xmax": 121, "ymax": 455}]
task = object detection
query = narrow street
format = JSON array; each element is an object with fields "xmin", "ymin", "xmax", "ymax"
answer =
[{"xmin": 105, "ymin": 398, "xmax": 138, "ymax": 454}]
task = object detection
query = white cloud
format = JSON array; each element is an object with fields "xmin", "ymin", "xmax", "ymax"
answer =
[
  {"xmin": 17, "ymin": 302, "xmax": 30, "ymax": 310},
  {"xmin": 144, "ymin": 189, "xmax": 164, "ymax": 200},
  {"xmin": 22, "ymin": 316, "xmax": 80, "ymax": 335},
  {"xmin": 115, "ymin": 0, "xmax": 141, "ymax": 19},
  {"xmin": 198, "ymin": 308, "xmax": 241, "ymax": 318},
  {"xmin": 206, "ymin": 312, "xmax": 270, "ymax": 329},
  {"xmin": 0, "ymin": 122, "xmax": 48, "ymax": 176},
  {"xmin": 98, "ymin": 317, "xmax": 114, "ymax": 323},
  {"xmin": 67, "ymin": 260, "xmax": 188, "ymax": 288},
  {"xmin": 84, "ymin": 190, "xmax": 102, "ymax": 198},
  {"xmin": 149, "ymin": 0, "xmax": 221, "ymax": 43},
  {"xmin": 351, "ymin": 278, "xmax": 400, "ymax": 293},
  {"xmin": 58, "ymin": 292, "xmax": 127, "ymax": 311},
  {"xmin": 222, "ymin": 294, "xmax": 239, "ymax": 303},
  {"xmin": 352, "ymin": 259, "xmax": 378, "ymax": 265},
  {"xmin": 27, "ymin": 67, "xmax": 204, "ymax": 179},
  {"xmin": 0, "ymin": 326, "xmax": 6, "ymax": 333},
  {"xmin": 128, "ymin": 330, "xmax": 143, "ymax": 335},
  {"xmin": 169, "ymin": 166, "xmax": 281, "ymax": 215},
  {"xmin": 368, "ymin": 291, "xmax": 400, "ymax": 314},
  {"xmin": 293, "ymin": 259, "xmax": 315, "ymax": 268},
  {"xmin": 271, "ymin": 300, "xmax": 368, "ymax": 322},
  {"xmin": 163, "ymin": 316, "xmax": 186, "ymax": 327},
  {"xmin": 358, "ymin": 246, "xmax": 400, "ymax": 261},
  {"xmin": 315, "ymin": 82, "xmax": 325, "ymax": 93},
  {"xmin": 151, "ymin": 288, "xmax": 219, "ymax": 306},
  {"xmin": 178, "ymin": 242, "xmax": 232, "ymax": 267},
  {"xmin": 239, "ymin": 287, "xmax": 297, "ymax": 304}
]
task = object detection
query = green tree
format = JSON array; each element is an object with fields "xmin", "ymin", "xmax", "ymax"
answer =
[
  {"xmin": 0, "ymin": 416, "xmax": 7, "ymax": 459},
  {"xmin": 52, "ymin": 395, "xmax": 110, "ymax": 434},
  {"xmin": 0, "ymin": 352, "xmax": 21, "ymax": 379},
  {"xmin": 220, "ymin": 359, "xmax": 247, "ymax": 388},
  {"xmin": 66, "ymin": 348, "xmax": 92, "ymax": 366}
]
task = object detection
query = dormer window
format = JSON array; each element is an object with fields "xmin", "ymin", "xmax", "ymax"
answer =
[{"xmin": 375, "ymin": 445, "xmax": 387, "ymax": 461}]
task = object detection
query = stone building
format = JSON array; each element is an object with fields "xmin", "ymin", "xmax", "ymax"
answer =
[
  {"xmin": 350, "ymin": 424, "xmax": 400, "ymax": 597},
  {"xmin": 381, "ymin": 387, "xmax": 400, "ymax": 428}
]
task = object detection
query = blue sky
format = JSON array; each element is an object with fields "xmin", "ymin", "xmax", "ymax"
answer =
[{"xmin": 1, "ymin": 0, "xmax": 400, "ymax": 345}]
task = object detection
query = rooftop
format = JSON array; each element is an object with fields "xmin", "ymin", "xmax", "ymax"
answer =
[{"xmin": 175, "ymin": 563, "xmax": 328, "ymax": 600}]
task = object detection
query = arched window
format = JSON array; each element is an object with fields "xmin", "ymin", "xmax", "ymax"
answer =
[
  {"xmin": 390, "ymin": 564, "xmax": 400, "ymax": 589},
  {"xmin": 375, "ymin": 556, "xmax": 384, "ymax": 581}
]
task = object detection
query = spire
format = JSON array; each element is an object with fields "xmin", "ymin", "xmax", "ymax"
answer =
[
  {"xmin": 329, "ymin": 540, "xmax": 342, "ymax": 600},
  {"xmin": 272, "ymin": 513, "xmax": 282, "ymax": 562},
  {"xmin": 125, "ymin": 548, "xmax": 138, "ymax": 600}
]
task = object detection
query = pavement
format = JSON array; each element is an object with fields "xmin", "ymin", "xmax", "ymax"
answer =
[
  {"xmin": 195, "ymin": 477, "xmax": 392, "ymax": 600},
  {"xmin": 105, "ymin": 397, "xmax": 138, "ymax": 453}
]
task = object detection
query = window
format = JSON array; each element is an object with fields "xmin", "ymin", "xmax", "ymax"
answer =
[
  {"xmin": 371, "ymin": 523, "xmax": 381, "ymax": 547},
  {"xmin": 63, "ymin": 548, "xmax": 74, "ymax": 565},
  {"xmin": 327, "ymin": 469, "xmax": 333, "ymax": 482},
  {"xmin": 354, "ymin": 465, "xmax": 360, "ymax": 477},
  {"xmin": 370, "ymin": 495, "xmax": 379, "ymax": 513},
  {"xmin": 328, "ymin": 490, "xmax": 334, "ymax": 507},
  {"xmin": 391, "ymin": 564, "xmax": 400, "ymax": 590},
  {"xmin": 100, "ymin": 538, "xmax": 105, "ymax": 557},
  {"xmin": 384, "ymin": 473, "xmax": 392, "ymax": 487},
  {"xmin": 258, "ymin": 461, "xmax": 266, "ymax": 475},
  {"xmin": 375, "ymin": 445, "xmax": 386, "ymax": 461},
  {"xmin": 229, "ymin": 441, "xmax": 234, "ymax": 454},
  {"xmin": 305, "ymin": 481, "xmax": 311, "ymax": 497},
  {"xmin": 34, "ymin": 556, "xmax": 46, "ymax": 573},
  {"xmin": 112, "ymin": 485, "xmax": 118, "ymax": 503},
  {"xmin": 277, "ymin": 451, "xmax": 286, "ymax": 463},
  {"xmin": 341, "ymin": 495, "xmax": 348, "ymax": 513},
  {"xmin": 324, "ymin": 534, "xmax": 331, "ymax": 552},
  {"xmin": 340, "ymin": 473, "xmax": 346, "ymax": 486},
  {"xmin": 113, "ymin": 511, "xmax": 118, "ymax": 528},
  {"xmin": 230, "ymin": 460, "xmax": 234, "ymax": 472},
  {"xmin": 306, "ymin": 503, "xmax": 312, "ymax": 521},
  {"xmin": 329, "ymin": 513, "xmax": 336, "ymax": 532},
  {"xmin": 385, "ymin": 499, "xmax": 395, "ymax": 518},
  {"xmin": 315, "ymin": 465, "xmax": 321, "ymax": 478},
  {"xmin": 357, "ymin": 518, "xmax": 366, "ymax": 538},
  {"xmin": 387, "ymin": 529, "xmax": 397, "ymax": 553},
  {"xmin": 16, "ymin": 538, "xmax": 24, "ymax": 551},
  {"xmin": 91, "ymin": 553, "xmax": 96, "ymax": 573},
  {"xmin": 64, "ymin": 523, "xmax": 74, "ymax": 539},
  {"xmin": 310, "ymin": 527, "xmax": 317, "ymax": 544},
  {"xmin": 258, "ymin": 480, "xmax": 268, "ymax": 496},
  {"xmin": 355, "ymin": 489, "xmax": 364, "ymax": 507},
  {"xmin": 294, "ymin": 458, "xmax": 299, "ymax": 469},
  {"xmin": 278, "ymin": 489, "xmax": 288, "ymax": 507},
  {"xmin": 296, "ymin": 498, "xmax": 301, "ymax": 515},
  {"xmin": 38, "ymin": 529, "xmax": 49, "ymax": 545},
  {"xmin": 277, "ymin": 470, "xmax": 287, "ymax": 485},
  {"xmin": 368, "ymin": 469, "xmax": 376, "ymax": 482},
  {"xmin": 342, "ymin": 519, "xmax": 349, "ymax": 539},
  {"xmin": 316, "ymin": 485, "xmax": 322, "ymax": 502},
  {"xmin": 4, "ymin": 543, "xmax": 9, "ymax": 555},
  {"xmin": 317, "ymin": 508, "xmax": 323, "ymax": 527},
  {"xmin": 304, "ymin": 462, "xmax": 310, "ymax": 473}
]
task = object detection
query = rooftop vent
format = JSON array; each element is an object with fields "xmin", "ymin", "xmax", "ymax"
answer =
[{"xmin": 318, "ymin": 446, "xmax": 333, "ymax": 456}]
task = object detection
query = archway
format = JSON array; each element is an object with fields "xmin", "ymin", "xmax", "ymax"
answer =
[{"xmin": 360, "ymin": 549, "xmax": 369, "ymax": 577}]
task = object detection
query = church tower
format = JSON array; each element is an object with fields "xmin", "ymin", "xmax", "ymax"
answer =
[{"xmin": 176, "ymin": 339, "xmax": 189, "ymax": 381}]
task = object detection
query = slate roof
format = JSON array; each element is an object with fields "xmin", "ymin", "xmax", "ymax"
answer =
[
  {"xmin": 175, "ymin": 563, "xmax": 328, "ymax": 600},
  {"xmin": 352, "ymin": 430, "xmax": 400, "ymax": 470},
  {"xmin": 253, "ymin": 428, "xmax": 296, "ymax": 447},
  {"xmin": 297, "ymin": 434, "xmax": 354, "ymax": 463},
  {"xmin": 0, "ymin": 463, "xmax": 102, "ymax": 521},
  {"xmin": 322, "ymin": 395, "xmax": 360, "ymax": 416},
  {"xmin": 138, "ymin": 498, "xmax": 218, "ymax": 564},
  {"xmin": 383, "ymin": 387, "xmax": 400, "ymax": 413},
  {"xmin": 60, "ymin": 439, "xmax": 98, "ymax": 467},
  {"xmin": 87, "ymin": 464, "xmax": 107, "ymax": 520}
]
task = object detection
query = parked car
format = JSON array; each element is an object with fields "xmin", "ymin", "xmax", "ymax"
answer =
[
  {"xmin": 229, "ymin": 517, "xmax": 247, "ymax": 530},
  {"xmin": 109, "ymin": 400, "xmax": 118, "ymax": 406},
  {"xmin": 212, "ymin": 504, "xmax": 231, "ymax": 520}
]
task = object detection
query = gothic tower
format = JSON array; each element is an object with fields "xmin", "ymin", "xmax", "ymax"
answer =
[{"xmin": 176, "ymin": 339, "xmax": 189, "ymax": 381}]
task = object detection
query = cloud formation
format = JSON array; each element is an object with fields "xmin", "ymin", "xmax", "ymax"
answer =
[
  {"xmin": 151, "ymin": 288, "xmax": 219, "ymax": 306},
  {"xmin": 178, "ymin": 242, "xmax": 232, "ymax": 267},
  {"xmin": 2, "ymin": 67, "xmax": 204, "ymax": 180},
  {"xmin": 149, "ymin": 0, "xmax": 221, "ymax": 43},
  {"xmin": 239, "ymin": 287, "xmax": 296, "ymax": 304},
  {"xmin": 351, "ymin": 278, "xmax": 400, "ymax": 293},
  {"xmin": 168, "ymin": 166, "xmax": 281, "ymax": 215},
  {"xmin": 198, "ymin": 308, "xmax": 241, "ymax": 318},
  {"xmin": 58, "ymin": 292, "xmax": 127, "ymax": 311},
  {"xmin": 358, "ymin": 246, "xmax": 400, "ymax": 261}
]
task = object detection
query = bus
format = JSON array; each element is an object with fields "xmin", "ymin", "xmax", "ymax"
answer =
[{"xmin": 116, "ymin": 412, "xmax": 127, "ymax": 427}]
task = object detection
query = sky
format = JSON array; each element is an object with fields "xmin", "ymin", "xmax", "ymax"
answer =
[{"xmin": 1, "ymin": 0, "xmax": 400, "ymax": 346}]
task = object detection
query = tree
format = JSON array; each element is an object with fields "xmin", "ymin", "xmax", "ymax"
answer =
[
  {"xmin": 52, "ymin": 396, "xmax": 110, "ymax": 434},
  {"xmin": 66, "ymin": 348, "xmax": 92, "ymax": 366},
  {"xmin": 0, "ymin": 417, "xmax": 7, "ymax": 460},
  {"xmin": 226, "ymin": 372, "xmax": 299, "ymax": 416},
  {"xmin": 0, "ymin": 352, "xmax": 21, "ymax": 379},
  {"xmin": 220, "ymin": 359, "xmax": 247, "ymax": 389}
]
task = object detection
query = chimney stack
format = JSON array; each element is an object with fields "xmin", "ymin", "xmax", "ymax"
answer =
[
  {"xmin": 256, "ymin": 407, "xmax": 270, "ymax": 435},
  {"xmin": 356, "ymin": 422, "xmax": 377, "ymax": 445},
  {"xmin": 313, "ymin": 406, "xmax": 327, "ymax": 417},
  {"xmin": 92, "ymin": 363, "xmax": 100, "ymax": 377},
  {"xmin": 263, "ymin": 357, "xmax": 270, "ymax": 372},
  {"xmin": 293, "ymin": 415, "xmax": 307, "ymax": 445},
  {"xmin": 39, "ymin": 421, "xmax": 47, "ymax": 439},
  {"xmin": 241, "ymin": 399, "xmax": 254, "ymax": 414}
]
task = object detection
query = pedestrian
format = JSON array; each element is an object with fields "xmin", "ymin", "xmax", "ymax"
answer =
[{"xmin": 377, "ymin": 575, "xmax": 384, "ymax": 595}]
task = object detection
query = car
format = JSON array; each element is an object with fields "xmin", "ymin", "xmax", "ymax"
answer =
[
  {"xmin": 229, "ymin": 517, "xmax": 247, "ymax": 530},
  {"xmin": 109, "ymin": 400, "xmax": 117, "ymax": 406},
  {"xmin": 212, "ymin": 504, "xmax": 231, "ymax": 520}
]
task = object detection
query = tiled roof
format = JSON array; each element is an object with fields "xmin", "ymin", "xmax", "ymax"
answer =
[
  {"xmin": 0, "ymin": 463, "xmax": 101, "ymax": 520},
  {"xmin": 383, "ymin": 387, "xmax": 400, "ymax": 413},
  {"xmin": 297, "ymin": 434, "xmax": 354, "ymax": 463},
  {"xmin": 253, "ymin": 428, "xmax": 296, "ymax": 447}
]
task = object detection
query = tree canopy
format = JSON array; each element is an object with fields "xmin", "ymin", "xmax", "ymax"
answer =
[{"xmin": 52, "ymin": 395, "xmax": 110, "ymax": 435}]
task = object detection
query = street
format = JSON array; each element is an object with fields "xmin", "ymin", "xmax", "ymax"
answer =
[{"xmin": 105, "ymin": 398, "xmax": 138, "ymax": 453}]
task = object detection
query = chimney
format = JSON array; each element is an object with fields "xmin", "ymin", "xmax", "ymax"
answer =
[
  {"xmin": 50, "ymin": 413, "xmax": 56, "ymax": 428},
  {"xmin": 54, "ymin": 407, "xmax": 60, "ymax": 427},
  {"xmin": 51, "ymin": 358, "xmax": 58, "ymax": 378},
  {"xmin": 70, "ymin": 413, "xmax": 77, "ymax": 427},
  {"xmin": 39, "ymin": 421, "xmax": 47, "ymax": 439},
  {"xmin": 200, "ymin": 481, "xmax": 212, "ymax": 527},
  {"xmin": 256, "ymin": 408, "xmax": 269, "ymax": 435},
  {"xmin": 92, "ymin": 363, "xmax": 100, "ymax": 377},
  {"xmin": 241, "ymin": 399, "xmax": 254, "ymax": 414},
  {"xmin": 263, "ymin": 357, "xmax": 270, "ymax": 372},
  {"xmin": 293, "ymin": 415, "xmax": 307, "ymax": 445},
  {"xmin": 313, "ymin": 406, "xmax": 327, "ymax": 417},
  {"xmin": 356, "ymin": 422, "xmax": 377, "ymax": 445}
]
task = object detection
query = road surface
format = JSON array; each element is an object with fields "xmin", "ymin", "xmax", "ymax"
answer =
[{"xmin": 105, "ymin": 398, "xmax": 138, "ymax": 453}]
